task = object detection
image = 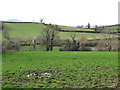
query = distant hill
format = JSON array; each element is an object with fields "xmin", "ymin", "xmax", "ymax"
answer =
[{"xmin": 7, "ymin": 19, "xmax": 22, "ymax": 22}]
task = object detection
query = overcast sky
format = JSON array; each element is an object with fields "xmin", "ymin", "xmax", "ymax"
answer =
[{"xmin": 0, "ymin": 0, "xmax": 119, "ymax": 26}]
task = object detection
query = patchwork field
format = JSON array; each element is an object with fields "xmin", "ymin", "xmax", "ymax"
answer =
[{"xmin": 2, "ymin": 51, "xmax": 118, "ymax": 88}]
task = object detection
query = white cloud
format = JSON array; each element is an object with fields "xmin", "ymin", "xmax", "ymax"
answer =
[{"xmin": 0, "ymin": 0, "xmax": 119, "ymax": 26}]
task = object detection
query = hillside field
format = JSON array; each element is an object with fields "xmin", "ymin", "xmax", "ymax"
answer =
[
  {"xmin": 2, "ymin": 51, "xmax": 118, "ymax": 88},
  {"xmin": 3, "ymin": 22, "xmax": 104, "ymax": 40},
  {"xmin": 105, "ymin": 25, "xmax": 118, "ymax": 29}
]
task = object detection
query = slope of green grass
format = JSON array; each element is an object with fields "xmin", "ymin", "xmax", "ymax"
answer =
[
  {"xmin": 3, "ymin": 22, "xmax": 118, "ymax": 41},
  {"xmin": 58, "ymin": 25, "xmax": 94, "ymax": 31},
  {"xmin": 105, "ymin": 25, "xmax": 118, "ymax": 29},
  {"xmin": 2, "ymin": 51, "xmax": 118, "ymax": 88},
  {"xmin": 4, "ymin": 23, "xmax": 46, "ymax": 40},
  {"xmin": 3, "ymin": 23, "xmax": 99, "ymax": 40}
]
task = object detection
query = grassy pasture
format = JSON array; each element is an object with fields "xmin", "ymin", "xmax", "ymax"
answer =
[
  {"xmin": 59, "ymin": 32, "xmax": 102, "ymax": 40},
  {"xmin": 3, "ymin": 22, "xmax": 103, "ymax": 40},
  {"xmin": 2, "ymin": 51, "xmax": 118, "ymax": 88},
  {"xmin": 20, "ymin": 45, "xmax": 60, "ymax": 51},
  {"xmin": 105, "ymin": 25, "xmax": 118, "ymax": 29},
  {"xmin": 3, "ymin": 23, "xmax": 46, "ymax": 40},
  {"xmin": 20, "ymin": 45, "xmax": 45, "ymax": 51},
  {"xmin": 58, "ymin": 25, "xmax": 94, "ymax": 31}
]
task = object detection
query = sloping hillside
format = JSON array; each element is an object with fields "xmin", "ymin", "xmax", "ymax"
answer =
[
  {"xmin": 3, "ymin": 22, "xmax": 46, "ymax": 40},
  {"xmin": 3, "ymin": 22, "xmax": 117, "ymax": 41},
  {"xmin": 105, "ymin": 25, "xmax": 119, "ymax": 29},
  {"xmin": 58, "ymin": 25, "xmax": 94, "ymax": 31}
]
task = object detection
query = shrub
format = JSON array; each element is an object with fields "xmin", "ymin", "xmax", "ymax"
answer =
[
  {"xmin": 2, "ymin": 39, "xmax": 21, "ymax": 52},
  {"xmin": 80, "ymin": 45, "xmax": 91, "ymax": 51},
  {"xmin": 60, "ymin": 40, "xmax": 80, "ymax": 51},
  {"xmin": 84, "ymin": 41, "xmax": 98, "ymax": 47}
]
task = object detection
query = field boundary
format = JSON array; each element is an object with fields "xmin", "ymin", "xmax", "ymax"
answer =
[{"xmin": 57, "ymin": 29, "xmax": 119, "ymax": 34}]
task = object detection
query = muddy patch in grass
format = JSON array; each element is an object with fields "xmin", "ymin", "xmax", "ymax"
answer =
[{"xmin": 2, "ymin": 65, "xmax": 119, "ymax": 88}]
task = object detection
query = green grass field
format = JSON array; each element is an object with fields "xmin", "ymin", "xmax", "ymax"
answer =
[
  {"xmin": 20, "ymin": 45, "xmax": 60, "ymax": 51},
  {"xmin": 2, "ymin": 51, "xmax": 118, "ymax": 88},
  {"xmin": 58, "ymin": 25, "xmax": 94, "ymax": 31},
  {"xmin": 59, "ymin": 32, "xmax": 102, "ymax": 40},
  {"xmin": 3, "ymin": 23, "xmax": 46, "ymax": 40},
  {"xmin": 105, "ymin": 25, "xmax": 118, "ymax": 29},
  {"xmin": 3, "ymin": 22, "xmax": 104, "ymax": 40}
]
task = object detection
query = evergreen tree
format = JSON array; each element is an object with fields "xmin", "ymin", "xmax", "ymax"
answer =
[{"xmin": 88, "ymin": 23, "xmax": 90, "ymax": 29}]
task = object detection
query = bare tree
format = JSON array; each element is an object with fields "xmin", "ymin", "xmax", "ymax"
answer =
[
  {"xmin": 70, "ymin": 32, "xmax": 80, "ymax": 51},
  {"xmin": 70, "ymin": 32, "xmax": 76, "ymax": 42},
  {"xmin": 99, "ymin": 28, "xmax": 117, "ymax": 51},
  {"xmin": 41, "ymin": 24, "xmax": 59, "ymax": 51},
  {"xmin": 40, "ymin": 18, "xmax": 44, "ymax": 23},
  {"xmin": 60, "ymin": 33, "xmax": 80, "ymax": 51}
]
